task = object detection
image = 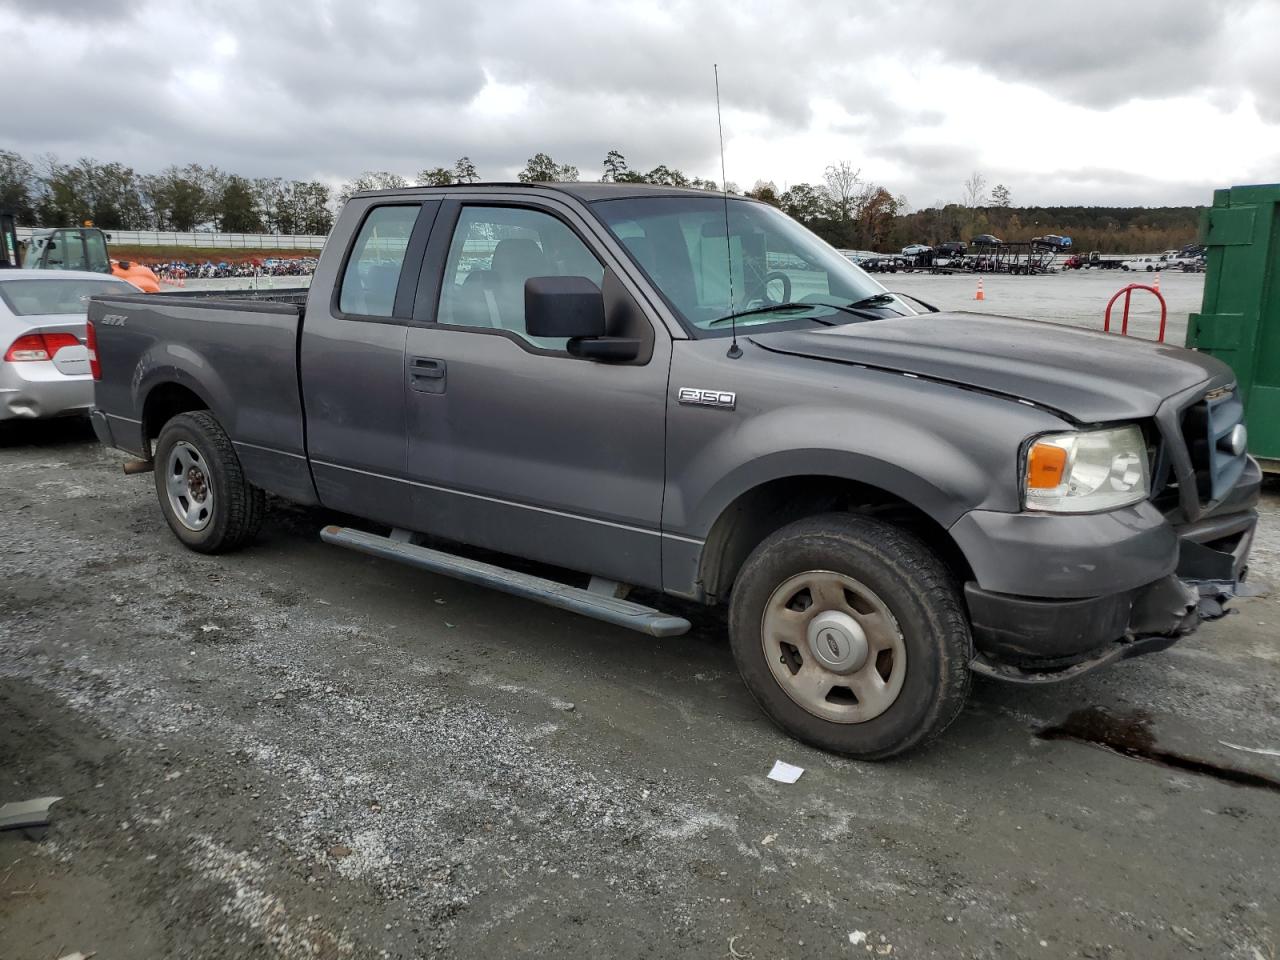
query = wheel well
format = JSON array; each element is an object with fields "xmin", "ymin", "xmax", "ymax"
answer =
[
  {"xmin": 142, "ymin": 383, "xmax": 208, "ymax": 450},
  {"xmin": 698, "ymin": 476, "xmax": 973, "ymax": 602}
]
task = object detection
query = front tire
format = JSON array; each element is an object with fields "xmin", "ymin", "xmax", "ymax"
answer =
[
  {"xmin": 728, "ymin": 514, "xmax": 971, "ymax": 760},
  {"xmin": 153, "ymin": 411, "xmax": 265, "ymax": 554}
]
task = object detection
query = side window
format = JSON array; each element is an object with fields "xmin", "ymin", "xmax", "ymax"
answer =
[
  {"xmin": 47, "ymin": 231, "xmax": 87, "ymax": 270},
  {"xmin": 338, "ymin": 205, "xmax": 420, "ymax": 318},
  {"xmin": 439, "ymin": 206, "xmax": 604, "ymax": 350},
  {"xmin": 84, "ymin": 231, "xmax": 110, "ymax": 273}
]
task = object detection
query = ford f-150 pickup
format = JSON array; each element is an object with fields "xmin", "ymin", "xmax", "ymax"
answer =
[{"xmin": 86, "ymin": 183, "xmax": 1261, "ymax": 759}]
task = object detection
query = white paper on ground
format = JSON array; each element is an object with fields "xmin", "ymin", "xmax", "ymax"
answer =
[{"xmin": 767, "ymin": 760, "xmax": 804, "ymax": 784}]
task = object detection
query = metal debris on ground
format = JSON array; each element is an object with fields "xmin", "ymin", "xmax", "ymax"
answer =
[{"xmin": 0, "ymin": 796, "xmax": 62, "ymax": 831}]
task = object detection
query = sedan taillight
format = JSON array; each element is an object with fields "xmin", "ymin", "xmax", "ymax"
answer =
[
  {"xmin": 85, "ymin": 320, "xmax": 101, "ymax": 380},
  {"xmin": 4, "ymin": 332, "xmax": 81, "ymax": 362}
]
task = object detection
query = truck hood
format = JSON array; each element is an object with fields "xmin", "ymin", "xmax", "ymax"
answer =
[{"xmin": 748, "ymin": 311, "xmax": 1230, "ymax": 422}]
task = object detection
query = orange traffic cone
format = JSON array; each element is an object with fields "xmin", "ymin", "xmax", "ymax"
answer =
[
  {"xmin": 1152, "ymin": 270, "xmax": 1160, "ymax": 292},
  {"xmin": 974, "ymin": 277, "xmax": 985, "ymax": 301}
]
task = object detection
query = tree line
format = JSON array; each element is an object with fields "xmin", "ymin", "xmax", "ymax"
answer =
[
  {"xmin": 0, "ymin": 147, "xmax": 1201, "ymax": 252},
  {"xmin": 0, "ymin": 150, "xmax": 335, "ymax": 235}
]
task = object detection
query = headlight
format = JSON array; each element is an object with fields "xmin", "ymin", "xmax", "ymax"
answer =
[{"xmin": 1022, "ymin": 425, "xmax": 1150, "ymax": 513}]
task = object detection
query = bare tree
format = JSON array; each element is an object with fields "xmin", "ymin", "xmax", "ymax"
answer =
[
  {"xmin": 823, "ymin": 161, "xmax": 861, "ymax": 222},
  {"xmin": 963, "ymin": 171, "xmax": 988, "ymax": 208}
]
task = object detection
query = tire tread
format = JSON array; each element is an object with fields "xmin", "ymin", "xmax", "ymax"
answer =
[
  {"xmin": 154, "ymin": 411, "xmax": 264, "ymax": 554},
  {"xmin": 729, "ymin": 513, "xmax": 972, "ymax": 760}
]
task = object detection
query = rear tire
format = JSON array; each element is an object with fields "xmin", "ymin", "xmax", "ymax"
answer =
[
  {"xmin": 153, "ymin": 411, "xmax": 264, "ymax": 554},
  {"xmin": 728, "ymin": 513, "xmax": 971, "ymax": 760}
]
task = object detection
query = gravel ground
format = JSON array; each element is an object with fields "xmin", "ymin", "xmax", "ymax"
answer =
[{"xmin": 2, "ymin": 413, "xmax": 1278, "ymax": 959}]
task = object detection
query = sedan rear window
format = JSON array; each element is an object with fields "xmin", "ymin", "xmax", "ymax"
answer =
[{"xmin": 0, "ymin": 278, "xmax": 131, "ymax": 317}]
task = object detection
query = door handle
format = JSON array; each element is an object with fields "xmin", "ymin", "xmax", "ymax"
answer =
[{"xmin": 409, "ymin": 356, "xmax": 446, "ymax": 393}]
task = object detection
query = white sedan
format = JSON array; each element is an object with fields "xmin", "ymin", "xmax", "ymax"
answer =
[{"xmin": 0, "ymin": 269, "xmax": 136, "ymax": 421}]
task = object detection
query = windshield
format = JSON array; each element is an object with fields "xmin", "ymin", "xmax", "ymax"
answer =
[
  {"xmin": 593, "ymin": 196, "xmax": 914, "ymax": 335},
  {"xmin": 0, "ymin": 277, "xmax": 130, "ymax": 317}
]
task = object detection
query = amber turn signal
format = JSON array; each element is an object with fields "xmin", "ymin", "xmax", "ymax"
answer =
[{"xmin": 1026, "ymin": 441, "xmax": 1068, "ymax": 489}]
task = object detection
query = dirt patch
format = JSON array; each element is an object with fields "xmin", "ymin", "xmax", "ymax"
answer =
[{"xmin": 3, "ymin": 432, "xmax": 1280, "ymax": 958}]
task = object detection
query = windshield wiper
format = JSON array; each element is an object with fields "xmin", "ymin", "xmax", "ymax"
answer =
[
  {"xmin": 847, "ymin": 292, "xmax": 940, "ymax": 314},
  {"xmin": 708, "ymin": 301, "xmax": 864, "ymax": 327}
]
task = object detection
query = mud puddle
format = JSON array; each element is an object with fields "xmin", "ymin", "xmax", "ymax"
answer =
[{"xmin": 1038, "ymin": 706, "xmax": 1280, "ymax": 794}]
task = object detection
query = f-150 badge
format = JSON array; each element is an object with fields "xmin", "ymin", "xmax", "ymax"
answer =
[{"xmin": 678, "ymin": 387, "xmax": 735, "ymax": 410}]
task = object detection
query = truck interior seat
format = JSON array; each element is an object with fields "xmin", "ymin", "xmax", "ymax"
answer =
[
  {"xmin": 489, "ymin": 238, "xmax": 550, "ymax": 333},
  {"xmin": 621, "ymin": 235, "xmax": 655, "ymax": 272},
  {"xmin": 453, "ymin": 270, "xmax": 498, "ymax": 328},
  {"xmin": 360, "ymin": 261, "xmax": 400, "ymax": 316}
]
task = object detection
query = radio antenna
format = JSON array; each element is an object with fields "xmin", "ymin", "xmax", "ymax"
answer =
[{"xmin": 714, "ymin": 64, "xmax": 741, "ymax": 359}]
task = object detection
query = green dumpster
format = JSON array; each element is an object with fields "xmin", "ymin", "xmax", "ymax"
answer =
[{"xmin": 1187, "ymin": 183, "xmax": 1280, "ymax": 471}]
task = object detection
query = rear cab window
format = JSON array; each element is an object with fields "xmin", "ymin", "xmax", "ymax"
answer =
[{"xmin": 338, "ymin": 205, "xmax": 421, "ymax": 318}]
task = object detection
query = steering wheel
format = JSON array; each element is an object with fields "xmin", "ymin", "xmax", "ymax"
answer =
[{"xmin": 763, "ymin": 271, "xmax": 792, "ymax": 303}]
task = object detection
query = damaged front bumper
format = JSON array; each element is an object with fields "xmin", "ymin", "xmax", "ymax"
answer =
[
  {"xmin": 967, "ymin": 574, "xmax": 1205, "ymax": 684},
  {"xmin": 960, "ymin": 472, "xmax": 1263, "ymax": 684}
]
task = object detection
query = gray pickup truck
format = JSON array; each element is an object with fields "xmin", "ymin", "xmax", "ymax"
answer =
[{"xmin": 86, "ymin": 183, "xmax": 1260, "ymax": 758}]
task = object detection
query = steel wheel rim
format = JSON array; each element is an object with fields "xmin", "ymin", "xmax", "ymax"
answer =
[
  {"xmin": 760, "ymin": 570, "xmax": 907, "ymax": 724},
  {"xmin": 165, "ymin": 440, "xmax": 214, "ymax": 531}
]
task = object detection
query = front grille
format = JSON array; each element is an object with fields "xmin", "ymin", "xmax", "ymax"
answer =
[{"xmin": 1180, "ymin": 387, "xmax": 1247, "ymax": 504}]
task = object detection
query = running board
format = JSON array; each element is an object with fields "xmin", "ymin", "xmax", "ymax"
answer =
[{"xmin": 320, "ymin": 525, "xmax": 691, "ymax": 638}]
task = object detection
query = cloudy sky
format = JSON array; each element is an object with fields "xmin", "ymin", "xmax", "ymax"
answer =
[{"xmin": 4, "ymin": 0, "xmax": 1278, "ymax": 208}]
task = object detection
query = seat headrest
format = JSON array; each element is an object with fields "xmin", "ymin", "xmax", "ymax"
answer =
[
  {"xmin": 492, "ymin": 238, "xmax": 549, "ymax": 279},
  {"xmin": 621, "ymin": 235, "xmax": 655, "ymax": 268}
]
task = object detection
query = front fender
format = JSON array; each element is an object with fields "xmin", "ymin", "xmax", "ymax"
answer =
[
  {"xmin": 660, "ymin": 341, "xmax": 1072, "ymax": 598},
  {"xmin": 677, "ymin": 430, "xmax": 983, "ymax": 537},
  {"xmin": 665, "ymin": 381, "xmax": 1064, "ymax": 538}
]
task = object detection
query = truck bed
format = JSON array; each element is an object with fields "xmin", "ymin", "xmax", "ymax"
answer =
[
  {"xmin": 88, "ymin": 291, "xmax": 316, "ymax": 505},
  {"xmin": 159, "ymin": 286, "xmax": 311, "ymax": 306}
]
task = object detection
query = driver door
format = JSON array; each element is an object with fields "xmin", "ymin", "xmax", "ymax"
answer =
[{"xmin": 402, "ymin": 198, "xmax": 672, "ymax": 589}]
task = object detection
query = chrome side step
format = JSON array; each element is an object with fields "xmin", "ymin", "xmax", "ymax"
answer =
[{"xmin": 320, "ymin": 525, "xmax": 692, "ymax": 638}]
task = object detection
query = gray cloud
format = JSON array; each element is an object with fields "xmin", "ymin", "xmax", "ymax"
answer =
[{"xmin": 0, "ymin": 0, "xmax": 1276, "ymax": 207}]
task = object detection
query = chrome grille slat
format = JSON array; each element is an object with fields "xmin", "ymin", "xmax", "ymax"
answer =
[{"xmin": 1180, "ymin": 387, "xmax": 1247, "ymax": 507}]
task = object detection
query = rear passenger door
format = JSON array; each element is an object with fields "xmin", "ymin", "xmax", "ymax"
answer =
[
  {"xmin": 402, "ymin": 196, "xmax": 671, "ymax": 589},
  {"xmin": 300, "ymin": 199, "xmax": 438, "ymax": 524}
]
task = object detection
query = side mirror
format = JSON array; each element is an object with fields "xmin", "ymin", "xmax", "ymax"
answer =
[
  {"xmin": 524, "ymin": 275, "xmax": 640, "ymax": 362},
  {"xmin": 525, "ymin": 275, "xmax": 606, "ymax": 339}
]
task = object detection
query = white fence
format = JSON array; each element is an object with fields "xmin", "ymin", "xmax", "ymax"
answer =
[{"xmin": 15, "ymin": 227, "xmax": 328, "ymax": 250}]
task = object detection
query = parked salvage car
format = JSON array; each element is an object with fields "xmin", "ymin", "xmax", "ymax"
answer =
[
  {"xmin": 970, "ymin": 234, "xmax": 1003, "ymax": 246},
  {"xmin": 86, "ymin": 184, "xmax": 1260, "ymax": 759},
  {"xmin": 1123, "ymin": 256, "xmax": 1165, "ymax": 272},
  {"xmin": 1032, "ymin": 234, "xmax": 1072, "ymax": 249},
  {"xmin": 1, "ymin": 269, "xmax": 135, "ymax": 421},
  {"xmin": 901, "ymin": 243, "xmax": 932, "ymax": 257}
]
